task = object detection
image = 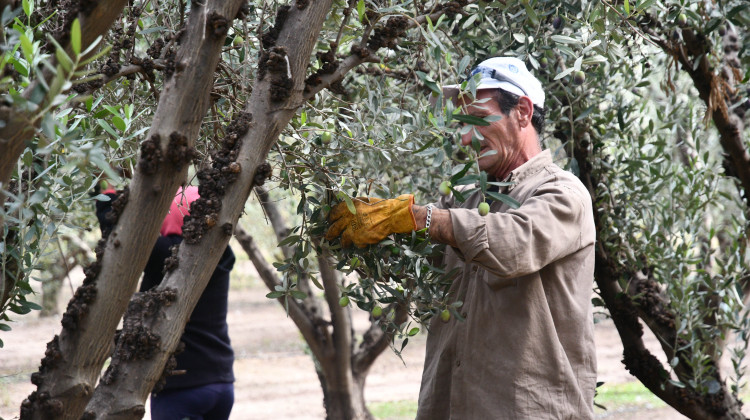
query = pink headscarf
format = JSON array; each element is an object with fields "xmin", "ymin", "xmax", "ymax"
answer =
[{"xmin": 160, "ymin": 186, "xmax": 200, "ymax": 236}]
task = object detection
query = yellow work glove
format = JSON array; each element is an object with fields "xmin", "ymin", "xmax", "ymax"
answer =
[{"xmin": 325, "ymin": 194, "xmax": 417, "ymax": 248}]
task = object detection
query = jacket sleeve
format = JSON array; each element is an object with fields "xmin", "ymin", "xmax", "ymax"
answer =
[
  {"xmin": 449, "ymin": 180, "xmax": 592, "ymax": 279},
  {"xmin": 140, "ymin": 235, "xmax": 181, "ymax": 292}
]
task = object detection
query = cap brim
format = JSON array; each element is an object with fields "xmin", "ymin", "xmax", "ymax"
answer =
[{"xmin": 429, "ymin": 80, "xmax": 525, "ymax": 106}]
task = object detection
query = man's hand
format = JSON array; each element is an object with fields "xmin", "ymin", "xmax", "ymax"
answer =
[{"xmin": 325, "ymin": 194, "xmax": 417, "ymax": 248}]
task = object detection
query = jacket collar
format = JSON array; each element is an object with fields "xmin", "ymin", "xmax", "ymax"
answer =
[{"xmin": 502, "ymin": 149, "xmax": 552, "ymax": 192}]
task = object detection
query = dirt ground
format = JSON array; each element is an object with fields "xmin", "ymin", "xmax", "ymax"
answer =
[{"xmin": 0, "ymin": 261, "xmax": 691, "ymax": 420}]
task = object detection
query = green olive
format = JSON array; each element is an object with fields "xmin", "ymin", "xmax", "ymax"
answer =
[
  {"xmin": 478, "ymin": 202, "xmax": 490, "ymax": 216},
  {"xmin": 440, "ymin": 309, "xmax": 451, "ymax": 322},
  {"xmin": 439, "ymin": 181, "xmax": 452, "ymax": 196}
]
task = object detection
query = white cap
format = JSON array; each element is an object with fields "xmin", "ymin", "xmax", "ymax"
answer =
[{"xmin": 443, "ymin": 57, "xmax": 545, "ymax": 109}]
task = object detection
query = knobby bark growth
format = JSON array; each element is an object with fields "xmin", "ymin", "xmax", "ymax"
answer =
[
  {"xmin": 78, "ymin": 1, "xmax": 468, "ymax": 417},
  {"xmin": 9, "ymin": 0, "xmax": 474, "ymax": 417},
  {"xmin": 81, "ymin": 0, "xmax": 337, "ymax": 417}
]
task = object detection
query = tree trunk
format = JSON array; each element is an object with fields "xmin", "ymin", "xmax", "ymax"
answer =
[
  {"xmin": 235, "ymin": 228, "xmax": 374, "ymax": 420},
  {"xmin": 317, "ymin": 368, "xmax": 371, "ymax": 420},
  {"xmin": 82, "ymin": 0, "xmax": 336, "ymax": 417},
  {"xmin": 572, "ymin": 123, "xmax": 747, "ymax": 419},
  {"xmin": 21, "ymin": 2, "xmax": 239, "ymax": 419}
]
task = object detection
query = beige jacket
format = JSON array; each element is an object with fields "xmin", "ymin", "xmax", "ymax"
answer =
[{"xmin": 416, "ymin": 150, "xmax": 597, "ymax": 420}]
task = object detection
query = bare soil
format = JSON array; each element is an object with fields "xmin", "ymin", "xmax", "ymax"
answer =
[{"xmin": 0, "ymin": 262, "xmax": 690, "ymax": 420}]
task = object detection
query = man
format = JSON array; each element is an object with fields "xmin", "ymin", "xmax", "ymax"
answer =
[
  {"xmin": 97, "ymin": 185, "xmax": 236, "ymax": 420},
  {"xmin": 325, "ymin": 57, "xmax": 597, "ymax": 418}
]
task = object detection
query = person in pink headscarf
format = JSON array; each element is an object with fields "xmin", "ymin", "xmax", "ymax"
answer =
[{"xmin": 159, "ymin": 186, "xmax": 201, "ymax": 236}]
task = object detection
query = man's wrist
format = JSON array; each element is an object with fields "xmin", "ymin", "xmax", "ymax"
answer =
[
  {"xmin": 413, "ymin": 205, "xmax": 428, "ymax": 230},
  {"xmin": 412, "ymin": 204, "xmax": 457, "ymax": 247}
]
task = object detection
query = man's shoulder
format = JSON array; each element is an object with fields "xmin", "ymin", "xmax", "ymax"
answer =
[
  {"xmin": 539, "ymin": 161, "xmax": 586, "ymax": 188},
  {"xmin": 537, "ymin": 163, "xmax": 594, "ymax": 216}
]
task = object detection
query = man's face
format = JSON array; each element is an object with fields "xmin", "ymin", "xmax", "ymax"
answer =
[{"xmin": 459, "ymin": 89, "xmax": 523, "ymax": 179}]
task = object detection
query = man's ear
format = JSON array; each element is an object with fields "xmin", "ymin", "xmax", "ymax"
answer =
[{"xmin": 516, "ymin": 96, "xmax": 534, "ymax": 128}]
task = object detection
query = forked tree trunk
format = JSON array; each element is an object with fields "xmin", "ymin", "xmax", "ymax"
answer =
[
  {"xmin": 82, "ymin": 0, "xmax": 336, "ymax": 417},
  {"xmin": 236, "ymin": 228, "xmax": 383, "ymax": 420},
  {"xmin": 318, "ymin": 369, "xmax": 371, "ymax": 420},
  {"xmin": 23, "ymin": 0, "xmax": 459, "ymax": 417},
  {"xmin": 21, "ymin": 2, "xmax": 243, "ymax": 418}
]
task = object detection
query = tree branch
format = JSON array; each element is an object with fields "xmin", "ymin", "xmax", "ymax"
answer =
[
  {"xmin": 0, "ymin": 0, "xmax": 129, "ymax": 227},
  {"xmin": 301, "ymin": 5, "xmax": 473, "ymax": 103},
  {"xmin": 234, "ymin": 226, "xmax": 326, "ymax": 361},
  {"xmin": 318, "ymin": 251, "xmax": 352, "ymax": 365},
  {"xmin": 573, "ymin": 123, "xmax": 745, "ymax": 419},
  {"xmin": 352, "ymin": 301, "xmax": 409, "ymax": 375},
  {"xmin": 641, "ymin": 22, "xmax": 750, "ymax": 214},
  {"xmin": 254, "ymin": 186, "xmax": 323, "ymax": 320}
]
